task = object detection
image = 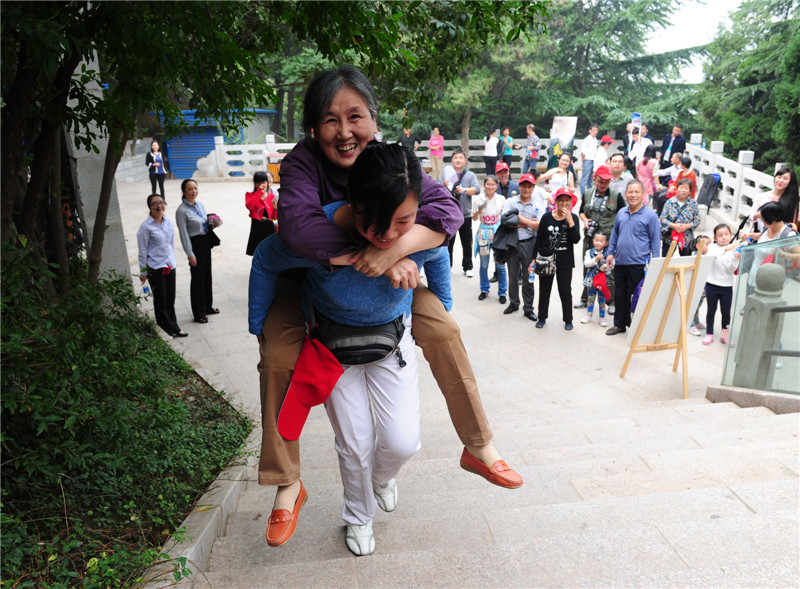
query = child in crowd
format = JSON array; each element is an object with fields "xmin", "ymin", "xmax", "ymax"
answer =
[
  {"xmin": 472, "ymin": 175, "xmax": 508, "ymax": 303},
  {"xmin": 580, "ymin": 231, "xmax": 611, "ymax": 327},
  {"xmin": 697, "ymin": 224, "xmax": 740, "ymax": 344},
  {"xmin": 249, "ymin": 143, "xmax": 452, "ymax": 556}
]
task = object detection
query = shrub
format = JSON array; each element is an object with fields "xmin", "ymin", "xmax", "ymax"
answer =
[{"xmin": 1, "ymin": 243, "xmax": 252, "ymax": 587}]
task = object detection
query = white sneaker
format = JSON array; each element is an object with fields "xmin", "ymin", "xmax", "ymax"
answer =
[
  {"xmin": 465, "ymin": 269, "xmax": 474, "ymax": 278},
  {"xmin": 688, "ymin": 325, "xmax": 701, "ymax": 336},
  {"xmin": 373, "ymin": 479, "xmax": 397, "ymax": 512},
  {"xmin": 600, "ymin": 318, "xmax": 608, "ymax": 327},
  {"xmin": 580, "ymin": 314, "xmax": 591, "ymax": 324},
  {"xmin": 345, "ymin": 520, "xmax": 375, "ymax": 556}
]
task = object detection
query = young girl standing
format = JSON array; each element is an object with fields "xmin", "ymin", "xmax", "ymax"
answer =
[
  {"xmin": 472, "ymin": 175, "xmax": 507, "ymax": 302},
  {"xmin": 699, "ymin": 224, "xmax": 740, "ymax": 344}
]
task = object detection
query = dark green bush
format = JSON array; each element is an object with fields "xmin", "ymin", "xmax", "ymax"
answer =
[{"xmin": 1, "ymin": 243, "xmax": 252, "ymax": 587}]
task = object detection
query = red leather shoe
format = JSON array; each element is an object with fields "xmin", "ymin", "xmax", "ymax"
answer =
[
  {"xmin": 266, "ymin": 481, "xmax": 307, "ymax": 546},
  {"xmin": 460, "ymin": 448, "xmax": 523, "ymax": 489}
]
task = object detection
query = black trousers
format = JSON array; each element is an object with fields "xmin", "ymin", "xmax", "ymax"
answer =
[
  {"xmin": 537, "ymin": 268, "xmax": 573, "ymax": 323},
  {"xmin": 189, "ymin": 234, "xmax": 214, "ymax": 320},
  {"xmin": 448, "ymin": 216, "xmax": 473, "ymax": 271},
  {"xmin": 147, "ymin": 267, "xmax": 181, "ymax": 335},
  {"xmin": 483, "ymin": 156, "xmax": 497, "ymax": 176},
  {"xmin": 149, "ymin": 173, "xmax": 165, "ymax": 197},
  {"xmin": 613, "ymin": 264, "xmax": 645, "ymax": 329}
]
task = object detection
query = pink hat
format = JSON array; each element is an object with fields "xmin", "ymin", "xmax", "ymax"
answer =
[
  {"xmin": 594, "ymin": 165, "xmax": 613, "ymax": 180},
  {"xmin": 600, "ymin": 135, "xmax": 615, "ymax": 145},
  {"xmin": 277, "ymin": 335, "xmax": 344, "ymax": 441},
  {"xmin": 519, "ymin": 173, "xmax": 537, "ymax": 185},
  {"xmin": 553, "ymin": 187, "xmax": 578, "ymax": 209},
  {"xmin": 495, "ymin": 161, "xmax": 510, "ymax": 172}
]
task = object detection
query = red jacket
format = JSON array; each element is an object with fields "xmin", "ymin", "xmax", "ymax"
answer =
[{"xmin": 245, "ymin": 189, "xmax": 277, "ymax": 221}]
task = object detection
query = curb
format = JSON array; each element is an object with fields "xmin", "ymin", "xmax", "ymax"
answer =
[
  {"xmin": 706, "ymin": 384, "xmax": 800, "ymax": 414},
  {"xmin": 140, "ymin": 429, "xmax": 261, "ymax": 588}
]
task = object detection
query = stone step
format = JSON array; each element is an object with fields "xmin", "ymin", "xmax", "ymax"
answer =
[{"xmin": 200, "ymin": 509, "xmax": 797, "ymax": 587}]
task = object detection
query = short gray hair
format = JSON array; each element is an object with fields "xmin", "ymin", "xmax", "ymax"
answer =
[{"xmin": 302, "ymin": 65, "xmax": 378, "ymax": 135}]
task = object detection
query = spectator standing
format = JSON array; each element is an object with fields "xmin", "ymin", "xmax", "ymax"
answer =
[
  {"xmin": 245, "ymin": 171, "xmax": 278, "ymax": 256},
  {"xmin": 659, "ymin": 178, "xmax": 700, "ymax": 256},
  {"xmin": 428, "ymin": 127, "xmax": 444, "ymax": 182},
  {"xmin": 595, "ymin": 135, "xmax": 615, "ymax": 168},
  {"xmin": 659, "ymin": 124, "xmax": 687, "ymax": 169},
  {"xmin": 522, "ymin": 124, "xmax": 541, "ymax": 175},
  {"xmin": 443, "ymin": 148, "xmax": 480, "ymax": 276},
  {"xmin": 539, "ymin": 152, "xmax": 576, "ymax": 207},
  {"xmin": 501, "ymin": 173, "xmax": 544, "ymax": 319},
  {"xmin": 621, "ymin": 122, "xmax": 633, "ymax": 155},
  {"xmin": 748, "ymin": 167, "xmax": 799, "ymax": 236},
  {"xmin": 495, "ymin": 161, "xmax": 520, "ymax": 198},
  {"xmin": 579, "ymin": 124, "xmax": 599, "ymax": 196},
  {"xmin": 499, "ymin": 126, "xmax": 520, "ymax": 168},
  {"xmin": 483, "ymin": 129, "xmax": 499, "ymax": 175},
  {"xmin": 397, "ymin": 127, "xmax": 421, "ymax": 155},
  {"xmin": 628, "ymin": 127, "xmax": 653, "ymax": 170},
  {"xmin": 608, "ymin": 153, "xmax": 633, "ymax": 197},
  {"xmin": 697, "ymin": 224, "xmax": 740, "ymax": 345},
  {"xmin": 640, "ymin": 123, "xmax": 655, "ymax": 144},
  {"xmin": 605, "ymin": 180, "xmax": 661, "ymax": 335},
  {"xmin": 531, "ymin": 188, "xmax": 581, "ymax": 330},
  {"xmin": 575, "ymin": 165, "xmax": 625, "ymax": 309},
  {"xmin": 472, "ymin": 175, "xmax": 507, "ymax": 302},
  {"xmin": 145, "ymin": 140, "xmax": 167, "ymax": 198},
  {"xmin": 636, "ymin": 144, "xmax": 659, "ymax": 206},
  {"xmin": 137, "ymin": 193, "xmax": 187, "ymax": 338},
  {"xmin": 676, "ymin": 156, "xmax": 698, "ymax": 199}
]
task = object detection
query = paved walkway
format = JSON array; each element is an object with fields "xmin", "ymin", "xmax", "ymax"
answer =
[{"xmin": 116, "ymin": 179, "xmax": 798, "ymax": 588}]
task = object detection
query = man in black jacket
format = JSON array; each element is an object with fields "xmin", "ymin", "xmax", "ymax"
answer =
[{"xmin": 659, "ymin": 124, "xmax": 687, "ymax": 168}]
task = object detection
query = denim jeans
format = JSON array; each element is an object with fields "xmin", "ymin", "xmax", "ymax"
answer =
[
  {"xmin": 579, "ymin": 160, "xmax": 594, "ymax": 196},
  {"xmin": 479, "ymin": 249, "xmax": 507, "ymax": 296},
  {"xmin": 522, "ymin": 158, "xmax": 536, "ymax": 175}
]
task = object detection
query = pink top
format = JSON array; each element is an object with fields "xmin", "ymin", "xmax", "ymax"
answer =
[
  {"xmin": 637, "ymin": 159, "xmax": 657, "ymax": 197},
  {"xmin": 428, "ymin": 134, "xmax": 444, "ymax": 158}
]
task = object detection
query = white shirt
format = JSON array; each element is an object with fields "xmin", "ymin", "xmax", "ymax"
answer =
[
  {"xmin": 629, "ymin": 137, "xmax": 653, "ymax": 163},
  {"xmin": 472, "ymin": 193, "xmax": 506, "ymax": 226},
  {"xmin": 581, "ymin": 134, "xmax": 598, "ymax": 161},
  {"xmin": 483, "ymin": 136, "xmax": 500, "ymax": 158}
]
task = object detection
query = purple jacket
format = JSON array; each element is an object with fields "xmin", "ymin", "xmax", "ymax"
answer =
[{"xmin": 277, "ymin": 138, "xmax": 463, "ymax": 268}]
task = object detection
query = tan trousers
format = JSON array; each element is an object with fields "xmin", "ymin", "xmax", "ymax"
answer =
[{"xmin": 257, "ymin": 276, "xmax": 493, "ymax": 486}]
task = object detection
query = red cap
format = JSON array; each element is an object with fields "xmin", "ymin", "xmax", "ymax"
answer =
[
  {"xmin": 594, "ymin": 165, "xmax": 612, "ymax": 179},
  {"xmin": 600, "ymin": 135, "xmax": 615, "ymax": 145},
  {"xmin": 553, "ymin": 187, "xmax": 578, "ymax": 209},
  {"xmin": 495, "ymin": 162, "xmax": 510, "ymax": 172},
  {"xmin": 277, "ymin": 335, "xmax": 344, "ymax": 441},
  {"xmin": 519, "ymin": 173, "xmax": 537, "ymax": 185}
]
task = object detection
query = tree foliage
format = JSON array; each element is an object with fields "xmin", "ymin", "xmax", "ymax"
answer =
[{"xmin": 696, "ymin": 0, "xmax": 800, "ymax": 169}]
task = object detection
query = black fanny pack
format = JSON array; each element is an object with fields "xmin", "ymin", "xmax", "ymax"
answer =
[{"xmin": 307, "ymin": 297, "xmax": 406, "ymax": 367}]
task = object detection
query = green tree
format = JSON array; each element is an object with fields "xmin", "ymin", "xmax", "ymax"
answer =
[{"xmin": 696, "ymin": 0, "xmax": 800, "ymax": 169}]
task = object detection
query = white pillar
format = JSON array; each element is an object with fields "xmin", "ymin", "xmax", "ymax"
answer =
[
  {"xmin": 733, "ymin": 150, "xmax": 755, "ymax": 219},
  {"xmin": 214, "ymin": 135, "xmax": 225, "ymax": 178}
]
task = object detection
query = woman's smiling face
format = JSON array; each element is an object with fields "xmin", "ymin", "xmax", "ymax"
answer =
[{"xmin": 316, "ymin": 87, "xmax": 377, "ymax": 169}]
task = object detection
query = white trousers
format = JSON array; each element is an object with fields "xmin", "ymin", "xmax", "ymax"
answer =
[{"xmin": 323, "ymin": 318, "xmax": 420, "ymax": 526}]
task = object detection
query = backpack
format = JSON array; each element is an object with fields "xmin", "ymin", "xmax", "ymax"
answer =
[{"xmin": 497, "ymin": 137, "xmax": 505, "ymax": 157}]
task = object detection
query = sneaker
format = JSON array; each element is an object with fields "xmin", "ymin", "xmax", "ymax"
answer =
[
  {"xmin": 608, "ymin": 305, "xmax": 615, "ymax": 315},
  {"xmin": 345, "ymin": 520, "xmax": 375, "ymax": 556},
  {"xmin": 499, "ymin": 296, "xmax": 507, "ymax": 304},
  {"xmin": 465, "ymin": 269, "xmax": 474, "ymax": 278},
  {"xmin": 688, "ymin": 325, "xmax": 701, "ymax": 336},
  {"xmin": 478, "ymin": 292, "xmax": 488, "ymax": 301},
  {"xmin": 535, "ymin": 320, "xmax": 546, "ymax": 328},
  {"xmin": 573, "ymin": 301, "xmax": 587, "ymax": 309},
  {"xmin": 600, "ymin": 318, "xmax": 608, "ymax": 327},
  {"xmin": 373, "ymin": 479, "xmax": 397, "ymax": 512},
  {"xmin": 489, "ymin": 275, "xmax": 498, "ymax": 283},
  {"xmin": 702, "ymin": 334, "xmax": 714, "ymax": 345},
  {"xmin": 564, "ymin": 322, "xmax": 573, "ymax": 330},
  {"xmin": 580, "ymin": 314, "xmax": 591, "ymax": 324},
  {"xmin": 720, "ymin": 328, "xmax": 729, "ymax": 344}
]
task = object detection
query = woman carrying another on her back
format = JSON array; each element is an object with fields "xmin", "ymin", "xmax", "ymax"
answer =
[
  {"xmin": 483, "ymin": 129, "xmax": 499, "ymax": 175},
  {"xmin": 257, "ymin": 65, "xmax": 522, "ymax": 548},
  {"xmin": 175, "ymin": 179, "xmax": 220, "ymax": 324},
  {"xmin": 136, "ymin": 193, "xmax": 187, "ymax": 338},
  {"xmin": 145, "ymin": 140, "xmax": 167, "ymax": 198},
  {"xmin": 245, "ymin": 171, "xmax": 278, "ymax": 256}
]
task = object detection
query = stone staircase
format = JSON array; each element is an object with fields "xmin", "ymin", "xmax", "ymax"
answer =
[{"xmin": 191, "ymin": 396, "xmax": 799, "ymax": 588}]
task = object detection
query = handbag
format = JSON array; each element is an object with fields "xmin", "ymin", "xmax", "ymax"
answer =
[
  {"xmin": 534, "ymin": 252, "xmax": 556, "ymax": 276},
  {"xmin": 207, "ymin": 227, "xmax": 221, "ymax": 248},
  {"xmin": 308, "ymin": 297, "xmax": 406, "ymax": 366}
]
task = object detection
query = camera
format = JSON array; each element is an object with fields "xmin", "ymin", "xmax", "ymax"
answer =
[{"xmin": 585, "ymin": 220, "xmax": 598, "ymax": 238}]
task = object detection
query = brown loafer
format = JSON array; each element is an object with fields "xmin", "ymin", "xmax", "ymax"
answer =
[
  {"xmin": 460, "ymin": 448, "xmax": 523, "ymax": 489},
  {"xmin": 266, "ymin": 481, "xmax": 307, "ymax": 546}
]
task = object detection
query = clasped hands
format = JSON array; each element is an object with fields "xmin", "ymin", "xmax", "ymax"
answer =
[{"xmin": 350, "ymin": 246, "xmax": 420, "ymax": 290}]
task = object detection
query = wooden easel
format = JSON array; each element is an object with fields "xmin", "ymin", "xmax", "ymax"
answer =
[{"xmin": 620, "ymin": 241, "xmax": 705, "ymax": 399}]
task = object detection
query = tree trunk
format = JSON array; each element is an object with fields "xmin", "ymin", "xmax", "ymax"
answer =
[
  {"xmin": 286, "ymin": 86, "xmax": 295, "ymax": 140},
  {"xmin": 460, "ymin": 106, "xmax": 472, "ymax": 154},
  {"xmin": 273, "ymin": 72, "xmax": 284, "ymax": 139},
  {"xmin": 1, "ymin": 42, "xmax": 39, "ymax": 243},
  {"xmin": 87, "ymin": 126, "xmax": 128, "ymax": 283},
  {"xmin": 49, "ymin": 127, "xmax": 71, "ymax": 294}
]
